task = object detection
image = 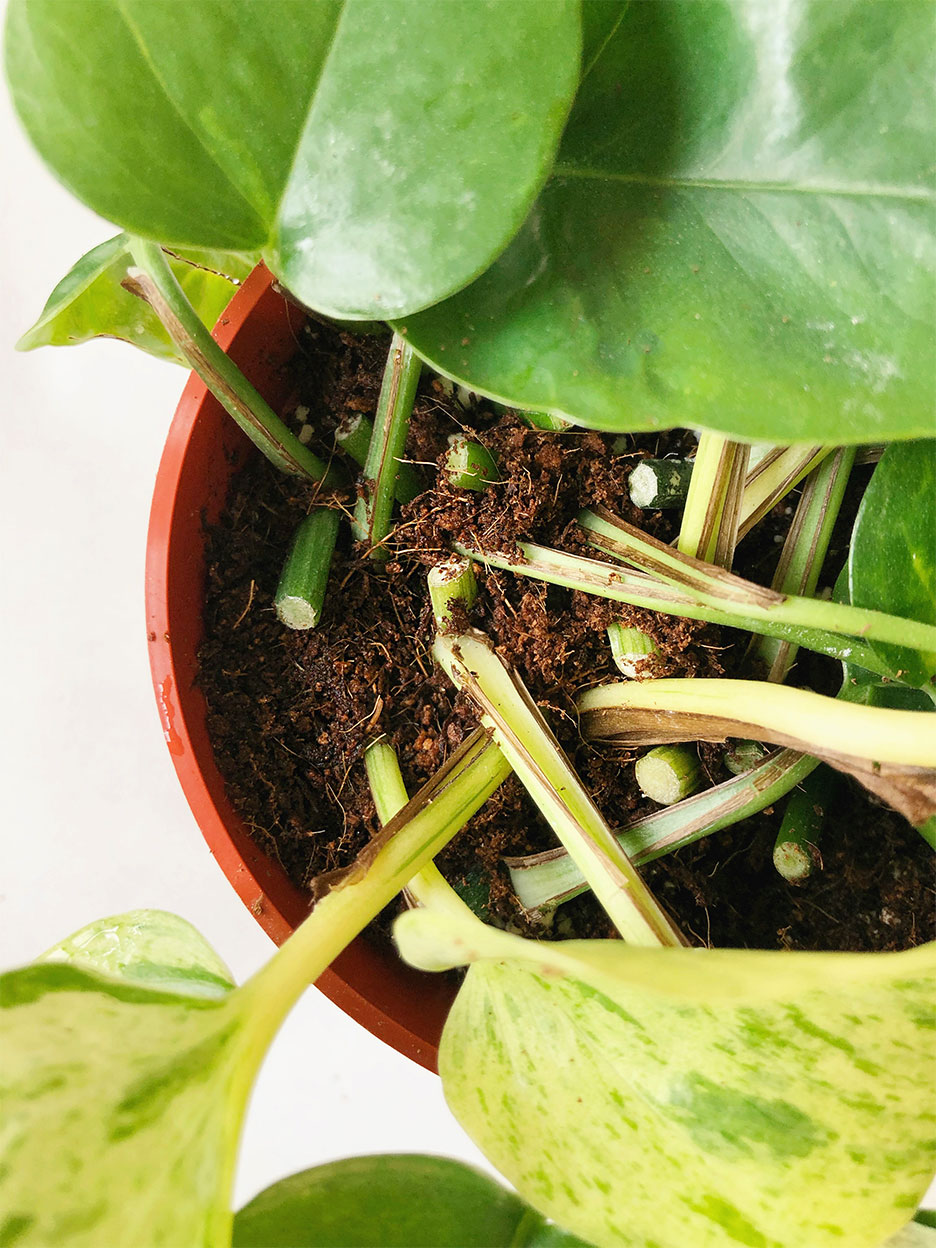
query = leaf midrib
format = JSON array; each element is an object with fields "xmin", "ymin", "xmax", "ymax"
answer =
[{"xmin": 551, "ymin": 164, "xmax": 934, "ymax": 204}]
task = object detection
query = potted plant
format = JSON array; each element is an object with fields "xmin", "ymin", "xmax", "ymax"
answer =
[{"xmin": 4, "ymin": 1, "xmax": 935, "ymax": 1244}]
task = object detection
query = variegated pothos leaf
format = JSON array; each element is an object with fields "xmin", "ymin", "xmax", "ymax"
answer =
[{"xmin": 396, "ymin": 910, "xmax": 936, "ymax": 1248}]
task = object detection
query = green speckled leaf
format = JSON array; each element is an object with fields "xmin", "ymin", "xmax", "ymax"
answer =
[
  {"xmin": 17, "ymin": 236, "xmax": 253, "ymax": 364},
  {"xmin": 849, "ymin": 441, "xmax": 936, "ymax": 694},
  {"xmin": 399, "ymin": 0, "xmax": 935, "ymax": 442},
  {"xmin": 0, "ymin": 963, "xmax": 245, "ymax": 1248},
  {"xmin": 396, "ymin": 910, "xmax": 936, "ymax": 1248},
  {"xmin": 39, "ymin": 908, "xmax": 236, "ymax": 998},
  {"xmin": 233, "ymin": 1155, "xmax": 591, "ymax": 1247}
]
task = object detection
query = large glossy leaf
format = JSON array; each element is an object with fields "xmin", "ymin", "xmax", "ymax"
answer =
[
  {"xmin": 849, "ymin": 441, "xmax": 936, "ymax": 695},
  {"xmin": 17, "ymin": 236, "xmax": 253, "ymax": 364},
  {"xmin": 0, "ymin": 913, "xmax": 248, "ymax": 1247},
  {"xmin": 396, "ymin": 909, "xmax": 936, "ymax": 1248},
  {"xmin": 233, "ymin": 1155, "xmax": 590, "ymax": 1248},
  {"xmin": 5, "ymin": 0, "xmax": 580, "ymax": 319},
  {"xmin": 399, "ymin": 0, "xmax": 936, "ymax": 442}
]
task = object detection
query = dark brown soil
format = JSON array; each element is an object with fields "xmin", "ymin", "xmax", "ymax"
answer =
[{"xmin": 198, "ymin": 319, "xmax": 934, "ymax": 953}]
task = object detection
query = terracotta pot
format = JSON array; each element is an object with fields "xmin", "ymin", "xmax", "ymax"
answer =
[{"xmin": 145, "ymin": 265, "xmax": 455, "ymax": 1072}]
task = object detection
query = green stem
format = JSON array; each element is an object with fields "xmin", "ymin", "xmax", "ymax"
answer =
[
  {"xmin": 724, "ymin": 739, "xmax": 769, "ymax": 775},
  {"xmin": 455, "ymin": 538, "xmax": 900, "ymax": 680},
  {"xmin": 433, "ymin": 629, "xmax": 685, "ymax": 946},
  {"xmin": 351, "ymin": 333, "xmax": 422, "ymax": 559},
  {"xmin": 678, "ymin": 434, "xmax": 749, "ymax": 565},
  {"xmin": 607, "ymin": 624, "xmax": 659, "ymax": 678},
  {"xmin": 336, "ymin": 413, "xmax": 423, "ymax": 503},
  {"xmin": 517, "ymin": 410, "xmax": 571, "ymax": 432},
  {"xmin": 364, "ymin": 738, "xmax": 480, "ymax": 916},
  {"xmin": 738, "ymin": 445, "xmax": 830, "ymax": 541},
  {"xmin": 274, "ymin": 508, "xmax": 340, "ymax": 629},
  {"xmin": 773, "ymin": 766, "xmax": 839, "ymax": 883},
  {"xmin": 748, "ymin": 447, "xmax": 856, "ymax": 682},
  {"xmin": 628, "ymin": 458, "xmax": 694, "ymax": 509},
  {"xmin": 126, "ymin": 239, "xmax": 333, "ymax": 482},
  {"xmin": 428, "ymin": 558, "xmax": 478, "ymax": 630},
  {"xmin": 238, "ymin": 726, "xmax": 511, "ymax": 1053},
  {"xmin": 507, "ymin": 748, "xmax": 819, "ymax": 911},
  {"xmin": 635, "ymin": 744, "xmax": 704, "ymax": 805},
  {"xmin": 444, "ymin": 435, "xmax": 499, "ymax": 491},
  {"xmin": 576, "ymin": 508, "xmax": 936, "ymax": 674},
  {"xmin": 578, "ymin": 678, "xmax": 936, "ymax": 770}
]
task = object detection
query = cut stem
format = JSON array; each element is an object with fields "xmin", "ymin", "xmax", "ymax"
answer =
[
  {"xmin": 517, "ymin": 410, "xmax": 571, "ymax": 432},
  {"xmin": 724, "ymin": 739, "xmax": 769, "ymax": 776},
  {"xmin": 336, "ymin": 413, "xmax": 422, "ymax": 503},
  {"xmin": 747, "ymin": 447, "xmax": 856, "ymax": 683},
  {"xmin": 773, "ymin": 767, "xmax": 839, "ymax": 883},
  {"xmin": 274, "ymin": 508, "xmax": 340, "ymax": 630},
  {"xmin": 443, "ymin": 436, "xmax": 499, "ymax": 491},
  {"xmin": 433, "ymin": 629, "xmax": 684, "ymax": 946},
  {"xmin": 607, "ymin": 624, "xmax": 659, "ymax": 678},
  {"xmin": 126, "ymin": 239, "xmax": 333, "ymax": 482},
  {"xmin": 678, "ymin": 434, "xmax": 750, "ymax": 565},
  {"xmin": 628, "ymin": 458, "xmax": 694, "ymax": 509},
  {"xmin": 635, "ymin": 745, "xmax": 703, "ymax": 805},
  {"xmin": 428, "ymin": 558, "xmax": 478, "ymax": 630},
  {"xmin": 351, "ymin": 333, "xmax": 422, "ymax": 559},
  {"xmin": 507, "ymin": 748, "xmax": 819, "ymax": 912}
]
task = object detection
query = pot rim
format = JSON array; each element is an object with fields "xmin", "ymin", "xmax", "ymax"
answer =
[{"xmin": 144, "ymin": 264, "xmax": 453, "ymax": 1072}]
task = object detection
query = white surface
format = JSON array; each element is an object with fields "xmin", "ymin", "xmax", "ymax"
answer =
[{"xmin": 0, "ymin": 75, "xmax": 490, "ymax": 1210}]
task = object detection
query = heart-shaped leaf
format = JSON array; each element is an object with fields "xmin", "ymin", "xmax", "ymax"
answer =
[
  {"xmin": 38, "ymin": 908, "xmax": 237, "ymax": 996},
  {"xmin": 5, "ymin": 0, "xmax": 580, "ymax": 319},
  {"xmin": 1, "ymin": 912, "xmax": 248, "ymax": 1247},
  {"xmin": 399, "ymin": 0, "xmax": 935, "ymax": 442},
  {"xmin": 849, "ymin": 441, "xmax": 936, "ymax": 695},
  {"xmin": 17, "ymin": 236, "xmax": 253, "ymax": 364},
  {"xmin": 396, "ymin": 908, "xmax": 936, "ymax": 1248},
  {"xmin": 233, "ymin": 1155, "xmax": 590, "ymax": 1248}
]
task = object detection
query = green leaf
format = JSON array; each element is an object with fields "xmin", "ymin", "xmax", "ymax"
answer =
[
  {"xmin": 17, "ymin": 236, "xmax": 253, "ymax": 364},
  {"xmin": 396, "ymin": 909, "xmax": 936, "ymax": 1248},
  {"xmin": 0, "ymin": 962, "xmax": 245, "ymax": 1247},
  {"xmin": 399, "ymin": 0, "xmax": 936, "ymax": 442},
  {"xmin": 38, "ymin": 908, "xmax": 236, "ymax": 998},
  {"xmin": 849, "ymin": 441, "xmax": 936, "ymax": 694},
  {"xmin": 5, "ymin": 0, "xmax": 581, "ymax": 319},
  {"xmin": 233, "ymin": 1155, "xmax": 590, "ymax": 1248}
]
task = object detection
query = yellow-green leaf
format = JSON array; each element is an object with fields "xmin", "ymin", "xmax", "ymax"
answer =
[
  {"xmin": 17, "ymin": 235, "xmax": 253, "ymax": 364},
  {"xmin": 396, "ymin": 909, "xmax": 936, "ymax": 1248}
]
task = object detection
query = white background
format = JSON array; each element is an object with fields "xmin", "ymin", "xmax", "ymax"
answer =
[
  {"xmin": 0, "ymin": 63, "xmax": 491, "ymax": 1211},
  {"xmin": 2, "ymin": 17, "xmax": 933, "ymax": 1229}
]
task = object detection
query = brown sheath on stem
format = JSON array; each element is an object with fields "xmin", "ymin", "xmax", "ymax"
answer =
[{"xmin": 581, "ymin": 703, "xmax": 936, "ymax": 826}]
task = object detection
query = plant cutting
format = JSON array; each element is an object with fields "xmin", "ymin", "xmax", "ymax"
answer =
[{"xmin": 5, "ymin": 0, "xmax": 936, "ymax": 1245}]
